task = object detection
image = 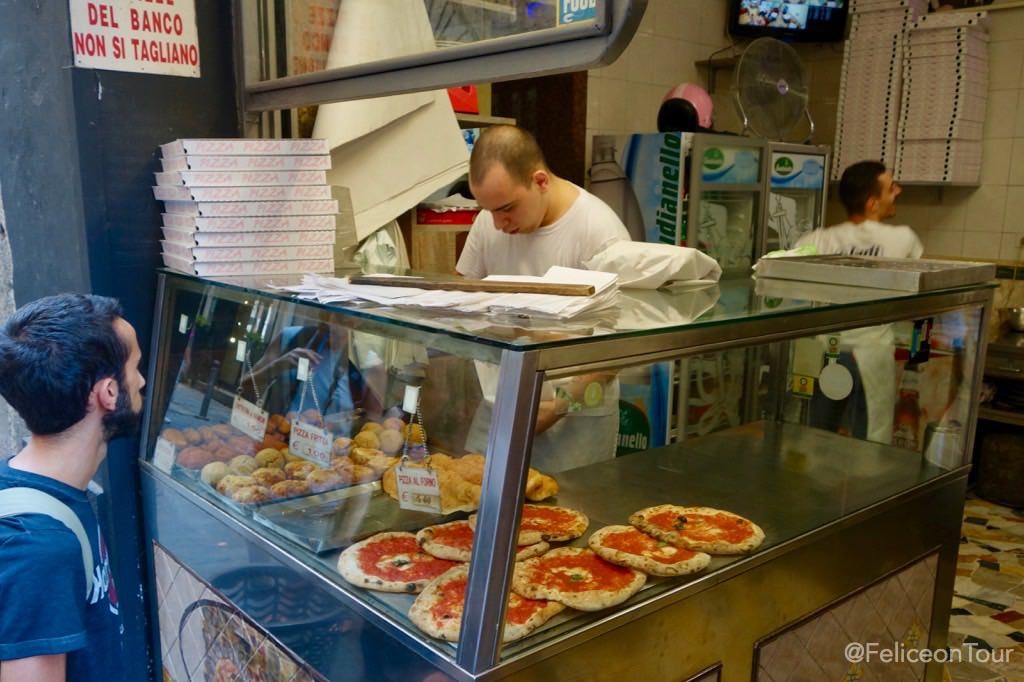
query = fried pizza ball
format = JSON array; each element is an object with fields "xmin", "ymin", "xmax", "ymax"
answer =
[
  {"xmin": 353, "ymin": 431, "xmax": 380, "ymax": 450},
  {"xmin": 228, "ymin": 455, "xmax": 258, "ymax": 475},
  {"xmin": 254, "ymin": 448, "xmax": 285, "ymax": 469},
  {"xmin": 269, "ymin": 479, "xmax": 310, "ymax": 499},
  {"xmin": 251, "ymin": 467, "xmax": 287, "ymax": 487},
  {"xmin": 200, "ymin": 461, "xmax": 230, "ymax": 486},
  {"xmin": 378, "ymin": 429, "xmax": 404, "ymax": 456}
]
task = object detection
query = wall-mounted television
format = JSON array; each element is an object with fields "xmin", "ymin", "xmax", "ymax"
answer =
[{"xmin": 728, "ymin": 1, "xmax": 849, "ymax": 43}]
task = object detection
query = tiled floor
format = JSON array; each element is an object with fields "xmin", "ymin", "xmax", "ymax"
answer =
[{"xmin": 945, "ymin": 496, "xmax": 1024, "ymax": 682}]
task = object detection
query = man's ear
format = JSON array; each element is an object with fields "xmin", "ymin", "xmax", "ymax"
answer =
[
  {"xmin": 533, "ymin": 169, "xmax": 550, "ymax": 192},
  {"xmin": 94, "ymin": 377, "xmax": 119, "ymax": 412}
]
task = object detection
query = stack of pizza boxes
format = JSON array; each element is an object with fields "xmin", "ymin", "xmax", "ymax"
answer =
[
  {"xmin": 896, "ymin": 11, "xmax": 988, "ymax": 184},
  {"xmin": 155, "ymin": 138, "xmax": 338, "ymax": 279},
  {"xmin": 833, "ymin": 0, "xmax": 928, "ymax": 180}
]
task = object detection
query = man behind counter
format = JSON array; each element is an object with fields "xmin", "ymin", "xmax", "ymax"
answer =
[
  {"xmin": 795, "ymin": 160, "xmax": 923, "ymax": 444},
  {"xmin": 456, "ymin": 125, "xmax": 630, "ymax": 471}
]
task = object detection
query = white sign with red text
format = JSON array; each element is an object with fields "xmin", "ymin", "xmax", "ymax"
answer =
[
  {"xmin": 395, "ymin": 463, "xmax": 442, "ymax": 514},
  {"xmin": 69, "ymin": 0, "xmax": 200, "ymax": 77},
  {"xmin": 230, "ymin": 396, "xmax": 268, "ymax": 442},
  {"xmin": 289, "ymin": 419, "xmax": 332, "ymax": 468}
]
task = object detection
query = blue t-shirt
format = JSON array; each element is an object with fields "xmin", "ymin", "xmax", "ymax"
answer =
[{"xmin": 0, "ymin": 459, "xmax": 123, "ymax": 681}]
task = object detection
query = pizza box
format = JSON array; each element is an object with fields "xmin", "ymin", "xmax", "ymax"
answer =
[
  {"xmin": 160, "ymin": 154, "xmax": 332, "ymax": 173},
  {"xmin": 162, "ymin": 199, "xmax": 339, "ymax": 217},
  {"xmin": 161, "ymin": 138, "xmax": 330, "ymax": 157},
  {"xmin": 161, "ymin": 252, "xmax": 335, "ymax": 277},
  {"xmin": 161, "ymin": 227, "xmax": 195, "ymax": 245},
  {"xmin": 913, "ymin": 10, "xmax": 988, "ymax": 30},
  {"xmin": 160, "ymin": 227, "xmax": 336, "ymax": 248},
  {"xmin": 162, "ymin": 241, "xmax": 334, "ymax": 263},
  {"xmin": 756, "ymin": 255, "xmax": 994, "ymax": 292},
  {"xmin": 162, "ymin": 213, "xmax": 338, "ymax": 232},
  {"xmin": 154, "ymin": 170, "xmax": 328, "ymax": 187},
  {"xmin": 153, "ymin": 184, "xmax": 333, "ymax": 202}
]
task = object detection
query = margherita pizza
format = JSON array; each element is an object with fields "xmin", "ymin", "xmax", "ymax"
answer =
[
  {"xmin": 588, "ymin": 525, "xmax": 711, "ymax": 577},
  {"xmin": 629, "ymin": 505, "xmax": 764, "ymax": 555},
  {"xmin": 512, "ymin": 547, "xmax": 646, "ymax": 611},
  {"xmin": 469, "ymin": 504, "xmax": 589, "ymax": 545},
  {"xmin": 416, "ymin": 520, "xmax": 550, "ymax": 562},
  {"xmin": 337, "ymin": 532, "xmax": 460, "ymax": 593},
  {"xmin": 409, "ymin": 565, "xmax": 565, "ymax": 643}
]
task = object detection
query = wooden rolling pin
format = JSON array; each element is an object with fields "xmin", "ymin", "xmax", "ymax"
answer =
[{"xmin": 349, "ymin": 275, "xmax": 595, "ymax": 296}]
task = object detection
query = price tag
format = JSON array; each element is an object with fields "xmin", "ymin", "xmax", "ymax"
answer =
[
  {"xmin": 178, "ymin": 314, "xmax": 188, "ymax": 334},
  {"xmin": 236, "ymin": 339, "xmax": 247, "ymax": 362},
  {"xmin": 153, "ymin": 437, "xmax": 176, "ymax": 473},
  {"xmin": 230, "ymin": 395, "xmax": 269, "ymax": 441},
  {"xmin": 288, "ymin": 419, "xmax": 332, "ymax": 467},
  {"xmin": 402, "ymin": 385, "xmax": 420, "ymax": 413},
  {"xmin": 297, "ymin": 356, "xmax": 310, "ymax": 382},
  {"xmin": 395, "ymin": 463, "xmax": 442, "ymax": 513}
]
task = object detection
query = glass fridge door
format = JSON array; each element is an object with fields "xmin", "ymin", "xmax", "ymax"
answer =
[{"xmin": 764, "ymin": 144, "xmax": 830, "ymax": 252}]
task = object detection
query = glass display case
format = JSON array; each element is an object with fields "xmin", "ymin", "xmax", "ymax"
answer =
[{"xmin": 141, "ymin": 269, "xmax": 991, "ymax": 681}]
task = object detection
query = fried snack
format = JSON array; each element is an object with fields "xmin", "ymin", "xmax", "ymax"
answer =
[
  {"xmin": 176, "ymin": 446, "xmax": 215, "ymax": 470},
  {"xmin": 378, "ymin": 429, "xmax": 404, "ymax": 456},
  {"xmin": 332, "ymin": 437, "xmax": 352, "ymax": 456},
  {"xmin": 161, "ymin": 428, "xmax": 188, "ymax": 448},
  {"xmin": 277, "ymin": 419, "xmax": 291, "ymax": 435},
  {"xmin": 216, "ymin": 475, "xmax": 257, "ymax": 495},
  {"xmin": 251, "ymin": 467, "xmax": 287, "ymax": 487},
  {"xmin": 360, "ymin": 421, "xmax": 384, "ymax": 434},
  {"xmin": 307, "ymin": 468, "xmax": 345, "ymax": 493},
  {"xmin": 228, "ymin": 436, "xmax": 257, "ymax": 456},
  {"xmin": 284, "ymin": 461, "xmax": 317, "ymax": 480},
  {"xmin": 228, "ymin": 455, "xmax": 258, "ymax": 475},
  {"xmin": 351, "ymin": 464, "xmax": 378, "ymax": 484},
  {"xmin": 212, "ymin": 424, "xmax": 236, "ymax": 438},
  {"xmin": 300, "ymin": 409, "xmax": 324, "ymax": 427},
  {"xmin": 270, "ymin": 479, "xmax": 310, "ymax": 499},
  {"xmin": 403, "ymin": 423, "xmax": 426, "ymax": 443},
  {"xmin": 183, "ymin": 428, "xmax": 202, "ymax": 445},
  {"xmin": 349, "ymin": 447, "xmax": 383, "ymax": 466},
  {"xmin": 353, "ymin": 431, "xmax": 380, "ymax": 450},
  {"xmin": 200, "ymin": 461, "xmax": 230, "ymax": 486},
  {"xmin": 382, "ymin": 417, "xmax": 406, "ymax": 432},
  {"xmin": 525, "ymin": 469, "xmax": 559, "ymax": 502},
  {"xmin": 231, "ymin": 485, "xmax": 271, "ymax": 504},
  {"xmin": 382, "ymin": 462, "xmax": 481, "ymax": 515},
  {"xmin": 255, "ymin": 448, "xmax": 285, "ymax": 469}
]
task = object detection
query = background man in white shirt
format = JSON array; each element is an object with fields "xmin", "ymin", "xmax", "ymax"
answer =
[
  {"xmin": 456, "ymin": 125, "xmax": 630, "ymax": 471},
  {"xmin": 797, "ymin": 159, "xmax": 922, "ymax": 259},
  {"xmin": 796, "ymin": 160, "xmax": 923, "ymax": 444}
]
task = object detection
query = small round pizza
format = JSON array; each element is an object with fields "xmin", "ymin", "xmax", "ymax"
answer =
[
  {"xmin": 512, "ymin": 547, "xmax": 646, "ymax": 612},
  {"xmin": 416, "ymin": 520, "xmax": 549, "ymax": 562},
  {"xmin": 409, "ymin": 565, "xmax": 565, "ymax": 643},
  {"xmin": 469, "ymin": 504, "xmax": 589, "ymax": 545},
  {"xmin": 337, "ymin": 532, "xmax": 460, "ymax": 593},
  {"xmin": 629, "ymin": 505, "xmax": 765, "ymax": 555},
  {"xmin": 588, "ymin": 525, "xmax": 712, "ymax": 577}
]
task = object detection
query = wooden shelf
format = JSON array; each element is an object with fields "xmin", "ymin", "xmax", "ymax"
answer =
[
  {"xmin": 456, "ymin": 113, "xmax": 516, "ymax": 129},
  {"xmin": 978, "ymin": 405, "xmax": 1024, "ymax": 427}
]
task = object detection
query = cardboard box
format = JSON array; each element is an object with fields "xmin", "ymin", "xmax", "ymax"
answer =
[
  {"xmin": 160, "ymin": 155, "xmax": 332, "ymax": 172},
  {"xmin": 154, "ymin": 170, "xmax": 328, "ymax": 187},
  {"xmin": 153, "ymin": 184, "xmax": 333, "ymax": 202},
  {"xmin": 161, "ymin": 241, "xmax": 334, "ymax": 263},
  {"xmin": 162, "ymin": 214, "xmax": 338, "ymax": 232},
  {"xmin": 161, "ymin": 252, "xmax": 334, "ymax": 277},
  {"xmin": 160, "ymin": 138, "xmax": 330, "ymax": 157},
  {"xmin": 161, "ymin": 199, "xmax": 339, "ymax": 217}
]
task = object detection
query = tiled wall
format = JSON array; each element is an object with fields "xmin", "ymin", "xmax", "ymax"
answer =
[
  {"xmin": 585, "ymin": 0, "xmax": 731, "ymax": 167},
  {"xmin": 588, "ymin": 3, "xmax": 1024, "ymax": 265}
]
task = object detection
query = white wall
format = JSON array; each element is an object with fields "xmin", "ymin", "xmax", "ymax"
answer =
[{"xmin": 585, "ymin": 0, "xmax": 731, "ymax": 166}]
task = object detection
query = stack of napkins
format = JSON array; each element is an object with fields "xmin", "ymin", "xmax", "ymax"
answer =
[
  {"xmin": 155, "ymin": 138, "xmax": 338, "ymax": 278},
  {"xmin": 896, "ymin": 11, "xmax": 988, "ymax": 183},
  {"xmin": 833, "ymin": 0, "xmax": 929, "ymax": 180},
  {"xmin": 283, "ymin": 267, "xmax": 619, "ymax": 320}
]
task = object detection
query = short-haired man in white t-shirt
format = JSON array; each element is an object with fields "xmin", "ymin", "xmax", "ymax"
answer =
[
  {"xmin": 456, "ymin": 125, "xmax": 630, "ymax": 471},
  {"xmin": 796, "ymin": 160, "xmax": 923, "ymax": 445},
  {"xmin": 796, "ymin": 160, "xmax": 922, "ymax": 259}
]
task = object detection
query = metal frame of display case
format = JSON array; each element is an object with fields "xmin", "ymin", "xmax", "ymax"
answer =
[{"xmin": 142, "ymin": 271, "xmax": 993, "ymax": 680}]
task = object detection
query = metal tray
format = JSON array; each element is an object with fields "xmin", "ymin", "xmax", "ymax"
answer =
[
  {"xmin": 252, "ymin": 484, "xmax": 463, "ymax": 554},
  {"xmin": 756, "ymin": 255, "xmax": 995, "ymax": 291}
]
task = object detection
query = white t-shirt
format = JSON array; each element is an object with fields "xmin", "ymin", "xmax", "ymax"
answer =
[
  {"xmin": 458, "ymin": 184, "xmax": 629, "ymax": 471},
  {"xmin": 796, "ymin": 219, "xmax": 922, "ymax": 444},
  {"xmin": 456, "ymin": 184, "xmax": 630, "ymax": 278},
  {"xmin": 795, "ymin": 220, "xmax": 923, "ymax": 259}
]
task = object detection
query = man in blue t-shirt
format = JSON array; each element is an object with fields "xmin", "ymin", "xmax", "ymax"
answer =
[{"xmin": 0, "ymin": 294, "xmax": 145, "ymax": 681}]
